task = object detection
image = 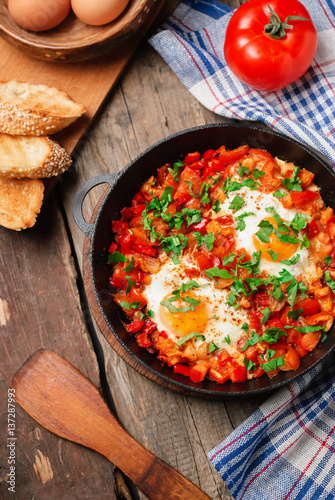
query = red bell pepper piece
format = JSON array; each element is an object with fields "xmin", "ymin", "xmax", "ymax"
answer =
[
  {"xmin": 202, "ymin": 149, "xmax": 217, "ymax": 160},
  {"xmin": 120, "ymin": 233, "xmax": 132, "ymax": 253},
  {"xmin": 108, "ymin": 242, "xmax": 117, "ymax": 253},
  {"xmin": 132, "ymin": 244, "xmax": 157, "ymax": 257},
  {"xmin": 189, "ymin": 360, "xmax": 209, "ymax": 383},
  {"xmin": 126, "ymin": 320, "xmax": 145, "ymax": 334},
  {"xmin": 173, "ymin": 364, "xmax": 191, "ymax": 376},
  {"xmin": 327, "ymin": 216, "xmax": 335, "ymax": 239},
  {"xmin": 295, "ymin": 298, "xmax": 320, "ymax": 317},
  {"xmin": 136, "ymin": 332, "xmax": 153, "ymax": 348},
  {"xmin": 218, "ymin": 145, "xmax": 250, "ymax": 165},
  {"xmin": 112, "ymin": 220, "xmax": 128, "ymax": 234},
  {"xmin": 191, "ymin": 217, "xmax": 210, "ymax": 232},
  {"xmin": 141, "ymin": 320, "xmax": 157, "ymax": 336},
  {"xmin": 184, "ymin": 151, "xmax": 201, "ymax": 164}
]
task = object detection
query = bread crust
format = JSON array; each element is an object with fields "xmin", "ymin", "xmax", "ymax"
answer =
[
  {"xmin": 0, "ymin": 177, "xmax": 44, "ymax": 230},
  {"xmin": 0, "ymin": 81, "xmax": 86, "ymax": 136},
  {"xmin": 0, "ymin": 134, "xmax": 72, "ymax": 178}
]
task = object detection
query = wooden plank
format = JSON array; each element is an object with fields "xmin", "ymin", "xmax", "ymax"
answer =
[{"xmin": 0, "ymin": 197, "xmax": 119, "ymax": 499}]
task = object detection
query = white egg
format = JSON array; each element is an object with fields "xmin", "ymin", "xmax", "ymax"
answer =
[
  {"xmin": 218, "ymin": 187, "xmax": 309, "ymax": 278},
  {"xmin": 142, "ymin": 254, "xmax": 248, "ymax": 353}
]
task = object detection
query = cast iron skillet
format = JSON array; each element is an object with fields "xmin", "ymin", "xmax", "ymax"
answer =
[{"xmin": 73, "ymin": 123, "xmax": 335, "ymax": 398}]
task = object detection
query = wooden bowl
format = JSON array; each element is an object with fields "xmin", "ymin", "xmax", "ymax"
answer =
[{"xmin": 0, "ymin": 0, "xmax": 158, "ymax": 62}]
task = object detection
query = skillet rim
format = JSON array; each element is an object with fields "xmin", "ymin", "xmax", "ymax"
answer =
[{"xmin": 87, "ymin": 122, "xmax": 335, "ymax": 398}]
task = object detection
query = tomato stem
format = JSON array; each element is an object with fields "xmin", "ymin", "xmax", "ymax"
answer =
[{"xmin": 264, "ymin": 4, "xmax": 309, "ymax": 39}]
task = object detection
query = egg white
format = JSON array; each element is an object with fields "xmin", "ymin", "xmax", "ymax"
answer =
[
  {"xmin": 218, "ymin": 187, "xmax": 309, "ymax": 277},
  {"xmin": 142, "ymin": 254, "xmax": 248, "ymax": 353}
]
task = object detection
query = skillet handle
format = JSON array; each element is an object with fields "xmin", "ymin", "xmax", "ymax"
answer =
[{"xmin": 73, "ymin": 172, "xmax": 119, "ymax": 241}]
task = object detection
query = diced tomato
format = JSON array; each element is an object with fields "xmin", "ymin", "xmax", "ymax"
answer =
[
  {"xmin": 290, "ymin": 190, "xmax": 319, "ymax": 206},
  {"xmin": 286, "ymin": 327, "xmax": 301, "ymax": 344},
  {"xmin": 208, "ymin": 365, "xmax": 231, "ymax": 384},
  {"xmin": 223, "ymin": 235, "xmax": 235, "ymax": 253},
  {"xmin": 327, "ymin": 217, "xmax": 335, "ymax": 240},
  {"xmin": 266, "ymin": 318, "xmax": 283, "ymax": 329},
  {"xmin": 249, "ymin": 310, "xmax": 262, "ymax": 331},
  {"xmin": 295, "ymin": 299, "xmax": 320, "ymax": 317},
  {"xmin": 230, "ymin": 365, "xmax": 247, "ymax": 383},
  {"xmin": 126, "ymin": 320, "xmax": 145, "ymax": 334},
  {"xmin": 191, "ymin": 217, "xmax": 210, "ymax": 232},
  {"xmin": 217, "ymin": 349, "xmax": 231, "ymax": 366},
  {"xmin": 132, "ymin": 244, "xmax": 157, "ymax": 257},
  {"xmin": 299, "ymin": 331, "xmax": 321, "ymax": 352},
  {"xmin": 218, "ymin": 145, "xmax": 250, "ymax": 165},
  {"xmin": 136, "ymin": 332, "xmax": 153, "ymax": 348},
  {"xmin": 193, "ymin": 251, "xmax": 216, "ymax": 270},
  {"xmin": 108, "ymin": 242, "xmax": 117, "ymax": 253},
  {"xmin": 216, "ymin": 215, "xmax": 234, "ymax": 226},
  {"xmin": 112, "ymin": 220, "xmax": 128, "ymax": 234},
  {"xmin": 249, "ymin": 149, "xmax": 274, "ymax": 162},
  {"xmin": 294, "ymin": 344, "xmax": 308, "ymax": 358},
  {"xmin": 244, "ymin": 345, "xmax": 258, "ymax": 363},
  {"xmin": 306, "ymin": 220, "xmax": 319, "ymax": 239},
  {"xmin": 254, "ymin": 292, "xmax": 270, "ymax": 308},
  {"xmin": 189, "ymin": 360, "xmax": 210, "ymax": 383},
  {"xmin": 128, "ymin": 288, "xmax": 147, "ymax": 309},
  {"xmin": 298, "ymin": 168, "xmax": 315, "ymax": 188},
  {"xmin": 252, "ymin": 366, "xmax": 265, "ymax": 378},
  {"xmin": 280, "ymin": 347, "xmax": 300, "ymax": 371},
  {"xmin": 173, "ymin": 364, "xmax": 191, "ymax": 376},
  {"xmin": 184, "ymin": 152, "xmax": 201, "ymax": 164}
]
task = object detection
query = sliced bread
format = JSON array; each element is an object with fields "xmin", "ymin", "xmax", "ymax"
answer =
[
  {"xmin": 0, "ymin": 133, "xmax": 72, "ymax": 178},
  {"xmin": 0, "ymin": 81, "xmax": 86, "ymax": 136},
  {"xmin": 0, "ymin": 177, "xmax": 44, "ymax": 230}
]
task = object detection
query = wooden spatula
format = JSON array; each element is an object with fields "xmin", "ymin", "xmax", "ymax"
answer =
[{"xmin": 11, "ymin": 349, "xmax": 211, "ymax": 500}]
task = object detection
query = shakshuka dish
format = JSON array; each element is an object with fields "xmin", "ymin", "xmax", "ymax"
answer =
[{"xmin": 108, "ymin": 144, "xmax": 335, "ymax": 384}]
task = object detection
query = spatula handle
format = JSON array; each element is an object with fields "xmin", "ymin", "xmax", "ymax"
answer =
[{"xmin": 12, "ymin": 349, "xmax": 211, "ymax": 500}]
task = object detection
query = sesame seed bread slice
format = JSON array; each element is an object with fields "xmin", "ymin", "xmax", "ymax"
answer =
[
  {"xmin": 0, "ymin": 81, "xmax": 86, "ymax": 136},
  {"xmin": 0, "ymin": 133, "xmax": 72, "ymax": 178},
  {"xmin": 0, "ymin": 177, "xmax": 44, "ymax": 230}
]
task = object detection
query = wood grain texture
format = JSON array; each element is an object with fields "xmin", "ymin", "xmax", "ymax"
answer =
[
  {"xmin": 0, "ymin": 196, "xmax": 118, "ymax": 499},
  {"xmin": 12, "ymin": 349, "xmax": 211, "ymax": 500}
]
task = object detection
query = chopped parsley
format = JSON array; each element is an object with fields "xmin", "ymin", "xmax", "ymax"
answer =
[
  {"xmin": 280, "ymin": 166, "xmax": 302, "ymax": 191},
  {"xmin": 108, "ymin": 251, "xmax": 128, "ymax": 263},
  {"xmin": 235, "ymin": 211, "xmax": 255, "ymax": 231},
  {"xmin": 267, "ymin": 249, "xmax": 279, "ymax": 261},
  {"xmin": 324, "ymin": 255, "xmax": 332, "ymax": 266},
  {"xmin": 324, "ymin": 271, "xmax": 335, "ymax": 292},
  {"xmin": 176, "ymin": 332, "xmax": 206, "ymax": 345},
  {"xmin": 208, "ymin": 342, "xmax": 219, "ymax": 353}
]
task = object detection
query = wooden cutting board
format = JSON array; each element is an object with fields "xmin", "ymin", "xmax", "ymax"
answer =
[{"xmin": 0, "ymin": 0, "xmax": 166, "ymax": 154}]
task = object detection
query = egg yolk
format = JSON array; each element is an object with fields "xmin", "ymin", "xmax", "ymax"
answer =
[
  {"xmin": 159, "ymin": 292, "xmax": 209, "ymax": 339},
  {"xmin": 253, "ymin": 217, "xmax": 300, "ymax": 261}
]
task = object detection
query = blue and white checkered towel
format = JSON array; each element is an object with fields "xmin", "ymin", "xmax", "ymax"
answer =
[
  {"xmin": 149, "ymin": 1, "xmax": 335, "ymax": 498},
  {"xmin": 149, "ymin": 0, "xmax": 335, "ymax": 167}
]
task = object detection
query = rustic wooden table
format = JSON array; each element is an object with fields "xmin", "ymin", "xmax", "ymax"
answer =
[{"xmin": 0, "ymin": 1, "xmax": 269, "ymax": 498}]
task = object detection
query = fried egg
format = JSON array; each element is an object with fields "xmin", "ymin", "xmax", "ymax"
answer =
[
  {"xmin": 218, "ymin": 187, "xmax": 309, "ymax": 278},
  {"xmin": 142, "ymin": 255, "xmax": 248, "ymax": 353}
]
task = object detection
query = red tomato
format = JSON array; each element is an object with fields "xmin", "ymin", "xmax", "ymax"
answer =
[
  {"xmin": 224, "ymin": 0, "xmax": 318, "ymax": 91},
  {"xmin": 290, "ymin": 190, "xmax": 319, "ymax": 206}
]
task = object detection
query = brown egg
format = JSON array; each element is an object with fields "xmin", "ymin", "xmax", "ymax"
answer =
[
  {"xmin": 8, "ymin": 0, "xmax": 71, "ymax": 32},
  {"xmin": 71, "ymin": 0, "xmax": 130, "ymax": 26}
]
